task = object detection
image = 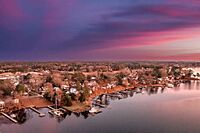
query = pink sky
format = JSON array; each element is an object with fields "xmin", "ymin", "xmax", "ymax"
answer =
[{"xmin": 0, "ymin": 0, "xmax": 200, "ymax": 61}]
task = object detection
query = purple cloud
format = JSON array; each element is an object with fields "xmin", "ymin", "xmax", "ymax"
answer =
[{"xmin": 0, "ymin": 0, "xmax": 200, "ymax": 60}]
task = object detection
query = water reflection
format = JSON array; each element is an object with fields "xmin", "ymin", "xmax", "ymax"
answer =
[
  {"xmin": 2, "ymin": 81, "xmax": 200, "ymax": 133},
  {"xmin": 94, "ymin": 87, "xmax": 163, "ymax": 105},
  {"xmin": 9, "ymin": 109, "xmax": 31, "ymax": 124},
  {"xmin": 5, "ymin": 86, "xmax": 168, "ymax": 124},
  {"xmin": 2, "ymin": 81, "xmax": 200, "ymax": 126},
  {"xmin": 15, "ymin": 109, "xmax": 27, "ymax": 124},
  {"xmin": 92, "ymin": 81, "xmax": 200, "ymax": 112}
]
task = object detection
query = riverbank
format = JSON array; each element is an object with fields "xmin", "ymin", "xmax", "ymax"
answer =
[
  {"xmin": 88, "ymin": 83, "xmax": 165, "ymax": 101},
  {"xmin": 1, "ymin": 83, "xmax": 175, "ymax": 113},
  {"xmin": 3, "ymin": 80, "xmax": 200, "ymax": 133}
]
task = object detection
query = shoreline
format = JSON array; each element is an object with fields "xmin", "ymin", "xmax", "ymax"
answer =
[
  {"xmin": 2, "ymin": 79, "xmax": 198, "ymax": 113},
  {"xmin": 2, "ymin": 84, "xmax": 162, "ymax": 113}
]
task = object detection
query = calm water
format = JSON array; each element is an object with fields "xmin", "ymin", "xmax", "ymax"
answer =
[{"xmin": 1, "ymin": 81, "xmax": 200, "ymax": 133}]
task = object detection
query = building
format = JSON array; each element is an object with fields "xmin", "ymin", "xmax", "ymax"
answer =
[{"xmin": 0, "ymin": 100, "xmax": 5, "ymax": 110}]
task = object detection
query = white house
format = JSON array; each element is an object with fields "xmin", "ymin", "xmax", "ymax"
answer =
[{"xmin": 0, "ymin": 100, "xmax": 5, "ymax": 109}]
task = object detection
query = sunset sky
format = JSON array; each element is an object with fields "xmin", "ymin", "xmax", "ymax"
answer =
[{"xmin": 1, "ymin": 0, "xmax": 200, "ymax": 61}]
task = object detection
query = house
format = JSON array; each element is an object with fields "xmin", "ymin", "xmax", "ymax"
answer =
[
  {"xmin": 13, "ymin": 99, "xmax": 19, "ymax": 104},
  {"xmin": 69, "ymin": 87, "xmax": 78, "ymax": 94},
  {"xmin": 91, "ymin": 76, "xmax": 96, "ymax": 80},
  {"xmin": 122, "ymin": 77, "xmax": 130, "ymax": 86},
  {"xmin": 61, "ymin": 85, "xmax": 70, "ymax": 90},
  {"xmin": 0, "ymin": 100, "xmax": 5, "ymax": 110}
]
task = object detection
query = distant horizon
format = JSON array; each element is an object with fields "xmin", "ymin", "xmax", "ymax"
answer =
[{"xmin": 0, "ymin": 59, "xmax": 200, "ymax": 63}]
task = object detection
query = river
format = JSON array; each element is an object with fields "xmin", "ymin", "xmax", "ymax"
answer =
[{"xmin": 1, "ymin": 80, "xmax": 200, "ymax": 133}]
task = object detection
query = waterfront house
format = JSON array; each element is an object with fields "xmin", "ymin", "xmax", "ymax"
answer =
[
  {"xmin": 0, "ymin": 100, "xmax": 5, "ymax": 109},
  {"xmin": 69, "ymin": 87, "xmax": 78, "ymax": 95}
]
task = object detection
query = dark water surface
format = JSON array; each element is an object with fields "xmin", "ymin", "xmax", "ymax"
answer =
[{"xmin": 1, "ymin": 81, "xmax": 200, "ymax": 133}]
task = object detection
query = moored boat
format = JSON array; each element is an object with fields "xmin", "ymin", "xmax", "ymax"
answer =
[{"xmin": 89, "ymin": 107, "xmax": 102, "ymax": 114}]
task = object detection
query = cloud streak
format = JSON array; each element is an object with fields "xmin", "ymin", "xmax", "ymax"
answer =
[{"xmin": 0, "ymin": 0, "xmax": 200, "ymax": 60}]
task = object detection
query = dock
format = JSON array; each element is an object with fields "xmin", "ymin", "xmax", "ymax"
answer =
[
  {"xmin": 48, "ymin": 110, "xmax": 54, "ymax": 115},
  {"xmin": 1, "ymin": 112, "xmax": 18, "ymax": 123},
  {"xmin": 47, "ymin": 106, "xmax": 55, "ymax": 115},
  {"xmin": 92, "ymin": 103, "xmax": 107, "ymax": 108},
  {"xmin": 106, "ymin": 94, "xmax": 123, "ymax": 99},
  {"xmin": 47, "ymin": 106, "xmax": 63, "ymax": 116},
  {"xmin": 48, "ymin": 109, "xmax": 64, "ymax": 117},
  {"xmin": 29, "ymin": 107, "xmax": 45, "ymax": 117},
  {"xmin": 119, "ymin": 90, "xmax": 130, "ymax": 95},
  {"xmin": 47, "ymin": 106, "xmax": 55, "ymax": 110},
  {"xmin": 60, "ymin": 107, "xmax": 70, "ymax": 113}
]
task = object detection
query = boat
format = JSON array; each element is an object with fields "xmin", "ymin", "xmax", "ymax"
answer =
[
  {"xmin": 49, "ymin": 109, "xmax": 64, "ymax": 117},
  {"xmin": 10, "ymin": 114, "xmax": 16, "ymax": 118},
  {"xmin": 39, "ymin": 113, "xmax": 45, "ymax": 117},
  {"xmin": 167, "ymin": 84, "xmax": 174, "ymax": 88},
  {"xmin": 141, "ymin": 90, "xmax": 145, "ymax": 94},
  {"xmin": 89, "ymin": 107, "xmax": 102, "ymax": 114}
]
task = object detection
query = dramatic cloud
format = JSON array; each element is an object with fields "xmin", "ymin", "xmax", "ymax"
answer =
[{"xmin": 0, "ymin": 0, "xmax": 200, "ymax": 60}]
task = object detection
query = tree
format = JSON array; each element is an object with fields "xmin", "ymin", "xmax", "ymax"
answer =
[
  {"xmin": 2, "ymin": 87, "xmax": 12, "ymax": 96},
  {"xmin": 62, "ymin": 94, "xmax": 72, "ymax": 106},
  {"xmin": 79, "ymin": 92, "xmax": 86, "ymax": 102},
  {"xmin": 76, "ymin": 81, "xmax": 82, "ymax": 91},
  {"xmin": 70, "ymin": 93, "xmax": 76, "ymax": 101},
  {"xmin": 186, "ymin": 69, "xmax": 193, "ymax": 77},
  {"xmin": 24, "ymin": 74, "xmax": 31, "ymax": 81},
  {"xmin": 51, "ymin": 72, "xmax": 63, "ymax": 87},
  {"xmin": 73, "ymin": 73, "xmax": 85, "ymax": 84},
  {"xmin": 0, "ymin": 80, "xmax": 14, "ymax": 96},
  {"xmin": 116, "ymin": 73, "xmax": 126, "ymax": 85},
  {"xmin": 197, "ymin": 73, "xmax": 200, "ymax": 77},
  {"xmin": 79, "ymin": 86, "xmax": 90, "ymax": 102},
  {"xmin": 152, "ymin": 67, "xmax": 162, "ymax": 78},
  {"xmin": 16, "ymin": 84, "xmax": 26, "ymax": 93},
  {"xmin": 46, "ymin": 75, "xmax": 53, "ymax": 83},
  {"xmin": 171, "ymin": 66, "xmax": 181, "ymax": 78},
  {"xmin": 100, "ymin": 73, "xmax": 109, "ymax": 80},
  {"xmin": 44, "ymin": 91, "xmax": 51, "ymax": 101}
]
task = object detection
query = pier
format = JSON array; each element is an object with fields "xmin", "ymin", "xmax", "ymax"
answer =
[
  {"xmin": 106, "ymin": 94, "xmax": 123, "ymax": 99},
  {"xmin": 47, "ymin": 106, "xmax": 55, "ymax": 115},
  {"xmin": 119, "ymin": 91, "xmax": 129, "ymax": 95},
  {"xmin": 47, "ymin": 106, "xmax": 64, "ymax": 116},
  {"xmin": 60, "ymin": 107, "xmax": 70, "ymax": 113},
  {"xmin": 29, "ymin": 107, "xmax": 45, "ymax": 117},
  {"xmin": 92, "ymin": 103, "xmax": 107, "ymax": 108},
  {"xmin": 1, "ymin": 112, "xmax": 18, "ymax": 123},
  {"xmin": 47, "ymin": 106, "xmax": 55, "ymax": 110}
]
